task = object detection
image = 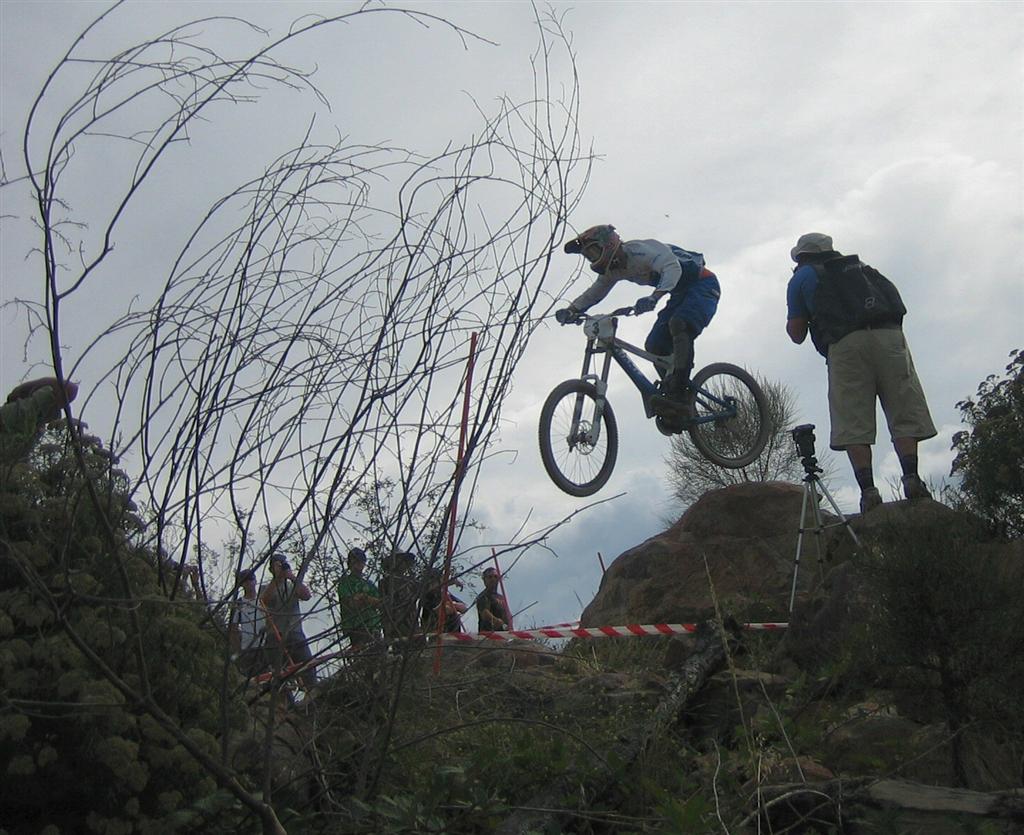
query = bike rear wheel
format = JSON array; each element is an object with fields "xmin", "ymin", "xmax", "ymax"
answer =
[
  {"xmin": 539, "ymin": 380, "xmax": 619, "ymax": 497},
  {"xmin": 688, "ymin": 363, "xmax": 769, "ymax": 469}
]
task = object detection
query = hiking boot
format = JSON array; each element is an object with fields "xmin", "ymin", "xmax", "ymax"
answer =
[
  {"xmin": 902, "ymin": 474, "xmax": 931, "ymax": 500},
  {"xmin": 859, "ymin": 487, "xmax": 882, "ymax": 514}
]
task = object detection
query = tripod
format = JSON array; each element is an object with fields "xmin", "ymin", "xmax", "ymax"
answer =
[{"xmin": 788, "ymin": 426, "xmax": 862, "ymax": 613}]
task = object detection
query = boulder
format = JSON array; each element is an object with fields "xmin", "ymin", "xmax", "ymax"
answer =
[{"xmin": 581, "ymin": 482, "xmax": 838, "ymax": 627}]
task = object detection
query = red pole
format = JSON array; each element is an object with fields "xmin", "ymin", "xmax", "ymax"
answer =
[
  {"xmin": 445, "ymin": 331, "xmax": 477, "ymax": 564},
  {"xmin": 434, "ymin": 332, "xmax": 478, "ymax": 674}
]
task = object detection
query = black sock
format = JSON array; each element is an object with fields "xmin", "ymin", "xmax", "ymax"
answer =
[
  {"xmin": 854, "ymin": 467, "xmax": 875, "ymax": 490},
  {"xmin": 899, "ymin": 454, "xmax": 919, "ymax": 478}
]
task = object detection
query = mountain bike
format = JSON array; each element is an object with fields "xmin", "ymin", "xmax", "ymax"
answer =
[{"xmin": 539, "ymin": 307, "xmax": 770, "ymax": 497}]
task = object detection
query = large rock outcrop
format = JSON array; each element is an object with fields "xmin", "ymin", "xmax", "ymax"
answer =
[
  {"xmin": 579, "ymin": 481, "xmax": 980, "ymax": 628},
  {"xmin": 580, "ymin": 481, "xmax": 834, "ymax": 627}
]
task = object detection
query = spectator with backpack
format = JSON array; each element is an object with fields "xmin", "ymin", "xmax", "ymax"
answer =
[
  {"xmin": 556, "ymin": 224, "xmax": 721, "ymax": 420},
  {"xmin": 785, "ymin": 232, "xmax": 936, "ymax": 513},
  {"xmin": 379, "ymin": 550, "xmax": 419, "ymax": 643}
]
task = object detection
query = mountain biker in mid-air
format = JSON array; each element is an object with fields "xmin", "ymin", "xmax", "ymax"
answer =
[{"xmin": 555, "ymin": 224, "xmax": 721, "ymax": 419}]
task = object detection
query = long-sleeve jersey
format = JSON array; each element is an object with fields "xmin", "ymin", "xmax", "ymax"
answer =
[{"xmin": 570, "ymin": 239, "xmax": 689, "ymax": 311}]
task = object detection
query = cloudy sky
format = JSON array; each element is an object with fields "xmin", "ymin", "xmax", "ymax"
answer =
[{"xmin": 2, "ymin": 1, "xmax": 1021, "ymax": 631}]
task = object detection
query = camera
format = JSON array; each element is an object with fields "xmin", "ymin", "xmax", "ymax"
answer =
[
  {"xmin": 791, "ymin": 424, "xmax": 817, "ymax": 460},
  {"xmin": 791, "ymin": 423, "xmax": 822, "ymax": 476}
]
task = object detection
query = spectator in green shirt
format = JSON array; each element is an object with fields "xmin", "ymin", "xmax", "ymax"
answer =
[{"xmin": 336, "ymin": 547, "xmax": 382, "ymax": 652}]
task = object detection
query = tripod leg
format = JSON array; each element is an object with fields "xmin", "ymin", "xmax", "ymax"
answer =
[
  {"xmin": 807, "ymin": 481, "xmax": 831, "ymax": 583},
  {"xmin": 789, "ymin": 484, "xmax": 812, "ymax": 613},
  {"xmin": 815, "ymin": 480, "xmax": 863, "ymax": 548}
]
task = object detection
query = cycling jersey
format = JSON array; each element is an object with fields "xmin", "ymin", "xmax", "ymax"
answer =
[{"xmin": 570, "ymin": 239, "xmax": 692, "ymax": 310}]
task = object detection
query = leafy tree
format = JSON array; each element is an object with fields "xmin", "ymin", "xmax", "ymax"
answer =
[
  {"xmin": 666, "ymin": 377, "xmax": 835, "ymax": 509},
  {"xmin": 2, "ymin": 4, "xmax": 587, "ymax": 830},
  {"xmin": 1, "ymin": 425, "xmax": 251, "ymax": 833},
  {"xmin": 949, "ymin": 349, "xmax": 1024, "ymax": 538}
]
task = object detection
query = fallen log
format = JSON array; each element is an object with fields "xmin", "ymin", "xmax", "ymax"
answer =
[
  {"xmin": 747, "ymin": 777, "xmax": 1024, "ymax": 830},
  {"xmin": 866, "ymin": 779, "xmax": 1024, "ymax": 819}
]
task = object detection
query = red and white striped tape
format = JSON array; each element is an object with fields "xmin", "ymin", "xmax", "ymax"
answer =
[
  {"xmin": 437, "ymin": 622, "xmax": 788, "ymax": 642},
  {"xmin": 250, "ymin": 622, "xmax": 789, "ymax": 683}
]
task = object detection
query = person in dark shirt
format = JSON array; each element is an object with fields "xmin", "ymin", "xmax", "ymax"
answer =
[
  {"xmin": 420, "ymin": 569, "xmax": 468, "ymax": 633},
  {"xmin": 379, "ymin": 550, "xmax": 419, "ymax": 642},
  {"xmin": 475, "ymin": 567, "xmax": 511, "ymax": 632}
]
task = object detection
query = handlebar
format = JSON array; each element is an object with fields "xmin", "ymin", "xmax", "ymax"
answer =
[{"xmin": 560, "ymin": 306, "xmax": 637, "ymax": 325}]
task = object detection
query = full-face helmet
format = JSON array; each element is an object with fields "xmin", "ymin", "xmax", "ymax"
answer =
[{"xmin": 563, "ymin": 224, "xmax": 622, "ymax": 274}]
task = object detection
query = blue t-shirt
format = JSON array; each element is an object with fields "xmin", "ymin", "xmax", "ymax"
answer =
[{"xmin": 786, "ymin": 264, "xmax": 818, "ymax": 320}]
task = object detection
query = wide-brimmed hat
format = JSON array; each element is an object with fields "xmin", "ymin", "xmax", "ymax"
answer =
[{"xmin": 790, "ymin": 232, "xmax": 834, "ymax": 262}]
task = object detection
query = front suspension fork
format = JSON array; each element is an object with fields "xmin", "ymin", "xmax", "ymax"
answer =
[{"xmin": 570, "ymin": 340, "xmax": 612, "ymax": 448}]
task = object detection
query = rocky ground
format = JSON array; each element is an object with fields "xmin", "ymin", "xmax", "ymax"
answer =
[{"xmin": 277, "ymin": 483, "xmax": 1024, "ymax": 832}]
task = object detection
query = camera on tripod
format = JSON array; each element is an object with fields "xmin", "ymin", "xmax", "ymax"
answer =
[
  {"xmin": 786, "ymin": 421, "xmax": 862, "ymax": 612},
  {"xmin": 791, "ymin": 423, "xmax": 821, "ymax": 475}
]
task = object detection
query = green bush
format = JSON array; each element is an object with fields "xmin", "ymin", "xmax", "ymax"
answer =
[
  {"xmin": 950, "ymin": 349, "xmax": 1024, "ymax": 539},
  {"xmin": 856, "ymin": 518, "xmax": 1024, "ymax": 786},
  {"xmin": 0, "ymin": 428, "xmax": 248, "ymax": 833}
]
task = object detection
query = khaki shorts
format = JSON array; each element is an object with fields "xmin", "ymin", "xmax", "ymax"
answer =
[{"xmin": 826, "ymin": 328, "xmax": 936, "ymax": 450}]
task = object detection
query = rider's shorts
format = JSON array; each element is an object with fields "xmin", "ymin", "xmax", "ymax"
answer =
[{"xmin": 644, "ymin": 272, "xmax": 720, "ymax": 355}]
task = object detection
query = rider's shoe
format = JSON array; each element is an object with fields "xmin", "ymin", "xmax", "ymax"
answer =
[
  {"xmin": 655, "ymin": 415, "xmax": 686, "ymax": 436},
  {"xmin": 650, "ymin": 387, "xmax": 695, "ymax": 422}
]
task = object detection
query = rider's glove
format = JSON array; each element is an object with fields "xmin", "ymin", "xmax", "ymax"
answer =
[
  {"xmin": 634, "ymin": 295, "xmax": 658, "ymax": 315},
  {"xmin": 554, "ymin": 306, "xmax": 579, "ymax": 325}
]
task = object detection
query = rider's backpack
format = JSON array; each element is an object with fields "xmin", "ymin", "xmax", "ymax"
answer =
[
  {"xmin": 668, "ymin": 244, "xmax": 706, "ymax": 284},
  {"xmin": 668, "ymin": 244, "xmax": 705, "ymax": 268},
  {"xmin": 809, "ymin": 254, "xmax": 906, "ymax": 357}
]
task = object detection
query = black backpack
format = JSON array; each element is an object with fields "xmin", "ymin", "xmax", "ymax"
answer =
[{"xmin": 809, "ymin": 254, "xmax": 906, "ymax": 357}]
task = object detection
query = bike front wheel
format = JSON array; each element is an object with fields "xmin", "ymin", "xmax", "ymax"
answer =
[
  {"xmin": 688, "ymin": 363, "xmax": 769, "ymax": 469},
  {"xmin": 539, "ymin": 380, "xmax": 619, "ymax": 497}
]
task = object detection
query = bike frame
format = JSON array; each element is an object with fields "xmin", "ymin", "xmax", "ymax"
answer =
[
  {"xmin": 578, "ymin": 313, "xmax": 663, "ymax": 418},
  {"xmin": 574, "ymin": 309, "xmax": 738, "ymax": 429},
  {"xmin": 543, "ymin": 308, "xmax": 769, "ymax": 493}
]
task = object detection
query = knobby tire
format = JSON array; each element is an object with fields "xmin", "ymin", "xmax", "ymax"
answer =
[
  {"xmin": 687, "ymin": 363, "xmax": 769, "ymax": 469},
  {"xmin": 538, "ymin": 380, "xmax": 619, "ymax": 497}
]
